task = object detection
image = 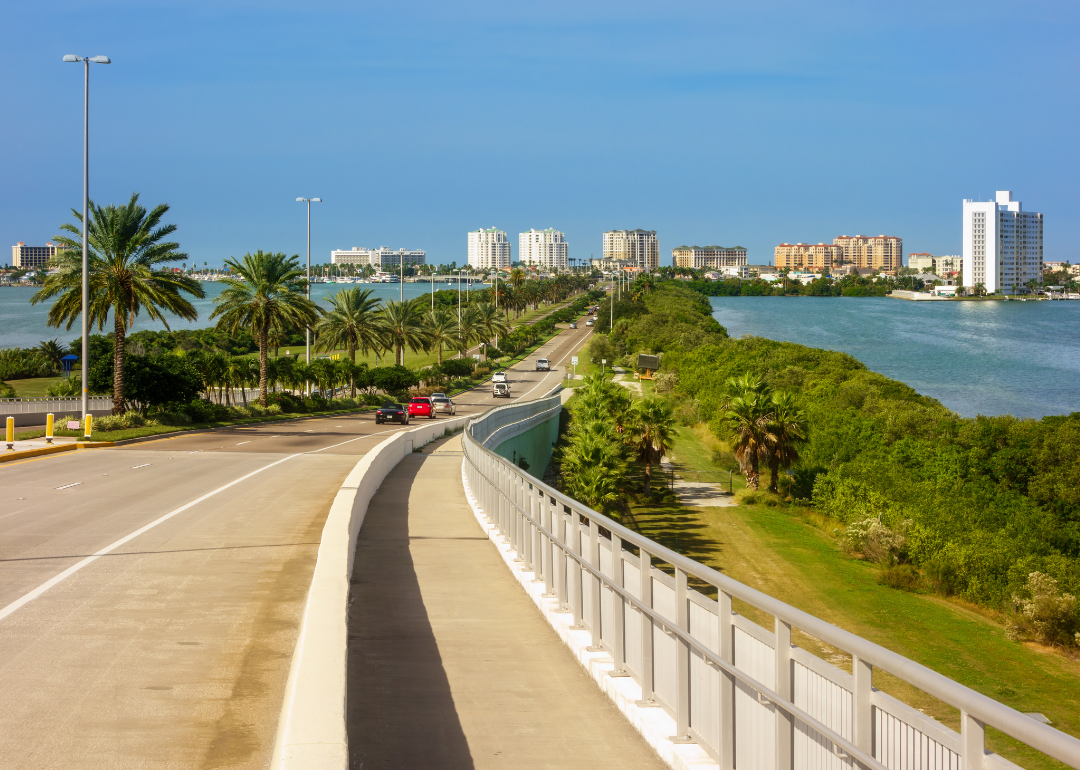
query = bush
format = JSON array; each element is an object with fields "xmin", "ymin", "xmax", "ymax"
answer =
[
  {"xmin": 1006, "ymin": 572, "xmax": 1080, "ymax": 647},
  {"xmin": 268, "ymin": 403, "xmax": 283, "ymax": 415},
  {"xmin": 267, "ymin": 392, "xmax": 304, "ymax": 413},
  {"xmin": 94, "ymin": 411, "xmax": 147, "ymax": 431},
  {"xmin": 0, "ymin": 348, "xmax": 56, "ymax": 380},
  {"xmin": 438, "ymin": 358, "xmax": 476, "ymax": 378},
  {"xmin": 878, "ymin": 564, "xmax": 921, "ymax": 592},
  {"xmin": 46, "ymin": 376, "xmax": 81, "ymax": 398},
  {"xmin": 653, "ymin": 372, "xmax": 678, "ymax": 394},
  {"xmin": 0, "ymin": 381, "xmax": 15, "ymax": 399},
  {"xmin": 304, "ymin": 395, "xmax": 328, "ymax": 412},
  {"xmin": 840, "ymin": 517, "xmax": 909, "ymax": 564},
  {"xmin": 155, "ymin": 410, "xmax": 193, "ymax": 426},
  {"xmin": 182, "ymin": 399, "xmax": 230, "ymax": 423}
]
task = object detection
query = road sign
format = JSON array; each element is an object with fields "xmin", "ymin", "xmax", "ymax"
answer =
[{"xmin": 571, "ymin": 356, "xmax": 578, "ymax": 365}]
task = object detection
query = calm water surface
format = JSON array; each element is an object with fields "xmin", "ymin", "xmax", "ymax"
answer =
[{"xmin": 710, "ymin": 296, "xmax": 1080, "ymax": 419}]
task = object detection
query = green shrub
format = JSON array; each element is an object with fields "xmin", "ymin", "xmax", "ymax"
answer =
[
  {"xmin": 1006, "ymin": 572, "xmax": 1080, "ymax": 647},
  {"xmin": 878, "ymin": 564, "xmax": 921, "ymax": 592},
  {"xmin": 267, "ymin": 404, "xmax": 283, "ymax": 415},
  {"xmin": 840, "ymin": 517, "xmax": 909, "ymax": 564},
  {"xmin": 183, "ymin": 399, "xmax": 229, "ymax": 423},
  {"xmin": 0, "ymin": 381, "xmax": 15, "ymax": 399},
  {"xmin": 155, "ymin": 410, "xmax": 193, "ymax": 426}
]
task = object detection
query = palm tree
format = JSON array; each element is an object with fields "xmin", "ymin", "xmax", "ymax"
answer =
[
  {"xmin": 720, "ymin": 376, "xmax": 774, "ymax": 491},
  {"xmin": 381, "ymin": 299, "xmax": 427, "ymax": 366},
  {"xmin": 314, "ymin": 287, "xmax": 388, "ymax": 395},
  {"xmin": 31, "ymin": 193, "xmax": 203, "ymax": 414},
  {"xmin": 36, "ymin": 339, "xmax": 66, "ymax": 371},
  {"xmin": 509, "ymin": 267, "xmax": 525, "ymax": 290},
  {"xmin": 764, "ymin": 392, "xmax": 808, "ymax": 494},
  {"xmin": 456, "ymin": 303, "xmax": 483, "ymax": 358},
  {"xmin": 422, "ymin": 307, "xmax": 459, "ymax": 366},
  {"xmin": 626, "ymin": 397, "xmax": 676, "ymax": 496},
  {"xmin": 472, "ymin": 302, "xmax": 510, "ymax": 359},
  {"xmin": 210, "ymin": 251, "xmax": 321, "ymax": 407}
]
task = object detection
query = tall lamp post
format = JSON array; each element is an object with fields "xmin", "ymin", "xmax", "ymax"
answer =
[
  {"xmin": 295, "ymin": 197, "xmax": 322, "ymax": 365},
  {"xmin": 63, "ymin": 53, "xmax": 110, "ymax": 421}
]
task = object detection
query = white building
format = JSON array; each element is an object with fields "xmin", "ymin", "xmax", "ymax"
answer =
[
  {"xmin": 518, "ymin": 228, "xmax": 568, "ymax": 270},
  {"xmin": 468, "ymin": 228, "xmax": 511, "ymax": 270},
  {"xmin": 603, "ymin": 229, "xmax": 659, "ymax": 272},
  {"xmin": 330, "ymin": 247, "xmax": 426, "ymax": 269},
  {"xmin": 963, "ymin": 191, "xmax": 1043, "ymax": 294}
]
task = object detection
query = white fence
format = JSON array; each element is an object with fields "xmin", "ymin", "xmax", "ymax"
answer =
[
  {"xmin": 0, "ymin": 396, "xmax": 112, "ymax": 414},
  {"xmin": 462, "ymin": 402, "xmax": 1080, "ymax": 770}
]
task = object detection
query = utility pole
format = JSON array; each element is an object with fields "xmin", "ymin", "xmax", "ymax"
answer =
[{"xmin": 295, "ymin": 197, "xmax": 322, "ymax": 365}]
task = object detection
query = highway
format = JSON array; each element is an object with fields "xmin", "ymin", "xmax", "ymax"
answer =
[{"xmin": 0, "ymin": 320, "xmax": 593, "ymax": 769}]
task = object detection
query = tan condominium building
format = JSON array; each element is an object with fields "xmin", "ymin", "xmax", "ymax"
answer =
[
  {"xmin": 672, "ymin": 245, "xmax": 747, "ymax": 269},
  {"xmin": 833, "ymin": 235, "xmax": 903, "ymax": 272},
  {"xmin": 603, "ymin": 229, "xmax": 659, "ymax": 272},
  {"xmin": 774, "ymin": 243, "xmax": 842, "ymax": 271},
  {"xmin": 11, "ymin": 242, "xmax": 62, "ymax": 269}
]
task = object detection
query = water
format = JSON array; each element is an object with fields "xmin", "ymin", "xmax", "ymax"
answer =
[
  {"xmin": 0, "ymin": 280, "xmax": 475, "ymax": 350},
  {"xmin": 709, "ymin": 296, "xmax": 1080, "ymax": 419}
]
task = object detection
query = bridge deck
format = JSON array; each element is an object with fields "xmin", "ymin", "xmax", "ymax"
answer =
[{"xmin": 346, "ymin": 435, "xmax": 665, "ymax": 769}]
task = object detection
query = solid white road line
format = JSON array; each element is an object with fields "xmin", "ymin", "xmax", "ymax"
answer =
[
  {"xmin": 0, "ymin": 425, "xmax": 410, "ymax": 624},
  {"xmin": 236, "ymin": 441, "xmax": 251, "ymax": 445},
  {"xmin": 131, "ymin": 464, "xmax": 151, "ymax": 469}
]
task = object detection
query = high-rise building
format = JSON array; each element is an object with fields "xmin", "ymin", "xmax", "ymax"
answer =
[
  {"xmin": 672, "ymin": 245, "xmax": 747, "ymax": 269},
  {"xmin": 774, "ymin": 243, "xmax": 842, "ymax": 271},
  {"xmin": 963, "ymin": 191, "xmax": 1043, "ymax": 294},
  {"xmin": 833, "ymin": 235, "xmax": 903, "ymax": 272},
  {"xmin": 330, "ymin": 247, "xmax": 426, "ymax": 268},
  {"xmin": 603, "ymin": 229, "xmax": 659, "ymax": 272},
  {"xmin": 11, "ymin": 242, "xmax": 62, "ymax": 269},
  {"xmin": 468, "ymin": 228, "xmax": 511, "ymax": 270},
  {"xmin": 519, "ymin": 229, "xmax": 568, "ymax": 270}
]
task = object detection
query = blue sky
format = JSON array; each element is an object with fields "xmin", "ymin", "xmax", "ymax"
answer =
[{"xmin": 2, "ymin": 1, "xmax": 1077, "ymax": 268}]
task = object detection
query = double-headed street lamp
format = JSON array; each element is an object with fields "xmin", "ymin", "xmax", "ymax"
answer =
[
  {"xmin": 295, "ymin": 197, "xmax": 322, "ymax": 364},
  {"xmin": 63, "ymin": 54, "xmax": 110, "ymax": 421}
]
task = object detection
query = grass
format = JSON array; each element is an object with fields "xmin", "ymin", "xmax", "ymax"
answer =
[
  {"xmin": 624, "ymin": 427, "xmax": 1080, "ymax": 770},
  {"xmin": 5, "ymin": 376, "xmax": 64, "ymax": 398}
]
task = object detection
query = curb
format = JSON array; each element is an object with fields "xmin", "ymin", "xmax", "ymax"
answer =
[{"xmin": 0, "ymin": 444, "xmax": 77, "ymax": 463}]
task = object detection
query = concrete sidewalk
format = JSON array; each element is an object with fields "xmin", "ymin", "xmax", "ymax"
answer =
[{"xmin": 346, "ymin": 435, "xmax": 665, "ymax": 769}]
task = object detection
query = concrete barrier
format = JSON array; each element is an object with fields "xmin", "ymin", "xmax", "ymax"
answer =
[{"xmin": 269, "ymin": 416, "xmax": 471, "ymax": 769}]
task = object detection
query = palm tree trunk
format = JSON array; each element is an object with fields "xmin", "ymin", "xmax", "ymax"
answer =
[
  {"xmin": 768, "ymin": 459, "xmax": 780, "ymax": 493},
  {"xmin": 643, "ymin": 458, "xmax": 652, "ymax": 496},
  {"xmin": 259, "ymin": 324, "xmax": 269, "ymax": 407},
  {"xmin": 112, "ymin": 313, "xmax": 126, "ymax": 415},
  {"xmin": 349, "ymin": 344, "xmax": 356, "ymax": 397},
  {"xmin": 437, "ymin": 343, "xmax": 443, "ymax": 366},
  {"xmin": 746, "ymin": 458, "xmax": 760, "ymax": 491}
]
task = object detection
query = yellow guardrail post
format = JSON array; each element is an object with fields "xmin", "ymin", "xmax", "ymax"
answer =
[
  {"xmin": 84, "ymin": 414, "xmax": 93, "ymax": 439},
  {"xmin": 46, "ymin": 413, "xmax": 54, "ymax": 444},
  {"xmin": 5, "ymin": 416, "xmax": 13, "ymax": 451}
]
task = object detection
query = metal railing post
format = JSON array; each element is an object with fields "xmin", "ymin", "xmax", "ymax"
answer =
[
  {"xmin": 963, "ymin": 711, "xmax": 986, "ymax": 770},
  {"xmin": 719, "ymin": 590, "xmax": 735, "ymax": 769},
  {"xmin": 854, "ymin": 655, "xmax": 873, "ymax": 765},
  {"xmin": 611, "ymin": 534, "xmax": 629, "ymax": 675},
  {"xmin": 569, "ymin": 509, "xmax": 584, "ymax": 630},
  {"xmin": 675, "ymin": 567, "xmax": 691, "ymax": 740},
  {"xmin": 637, "ymin": 547, "xmax": 657, "ymax": 707},
  {"xmin": 775, "ymin": 619, "xmax": 793, "ymax": 770},
  {"xmin": 542, "ymin": 493, "xmax": 556, "ymax": 598},
  {"xmin": 587, "ymin": 517, "xmax": 603, "ymax": 649},
  {"xmin": 557, "ymin": 505, "xmax": 570, "ymax": 611}
]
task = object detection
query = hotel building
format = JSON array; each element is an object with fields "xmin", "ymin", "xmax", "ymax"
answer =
[
  {"xmin": 602, "ymin": 229, "xmax": 659, "ymax": 272},
  {"xmin": 774, "ymin": 243, "xmax": 842, "ymax": 271},
  {"xmin": 468, "ymin": 228, "xmax": 511, "ymax": 270},
  {"xmin": 963, "ymin": 191, "xmax": 1043, "ymax": 295},
  {"xmin": 519, "ymin": 229, "xmax": 568, "ymax": 270},
  {"xmin": 833, "ymin": 235, "xmax": 903, "ymax": 272},
  {"xmin": 11, "ymin": 242, "xmax": 62, "ymax": 269},
  {"xmin": 330, "ymin": 247, "xmax": 426, "ymax": 268},
  {"xmin": 672, "ymin": 245, "xmax": 748, "ymax": 269}
]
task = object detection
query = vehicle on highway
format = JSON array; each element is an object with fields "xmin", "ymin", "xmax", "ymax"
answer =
[
  {"xmin": 408, "ymin": 397, "xmax": 436, "ymax": 419},
  {"xmin": 375, "ymin": 403, "xmax": 409, "ymax": 425},
  {"xmin": 493, "ymin": 382, "xmax": 511, "ymax": 398},
  {"xmin": 430, "ymin": 392, "xmax": 447, "ymax": 400},
  {"xmin": 431, "ymin": 397, "xmax": 456, "ymax": 416},
  {"xmin": 492, "ymin": 371, "xmax": 507, "ymax": 383},
  {"xmin": 569, "ymin": 322, "xmax": 578, "ymax": 329},
  {"xmin": 585, "ymin": 319, "xmax": 595, "ymax": 327},
  {"xmin": 535, "ymin": 358, "xmax": 550, "ymax": 371}
]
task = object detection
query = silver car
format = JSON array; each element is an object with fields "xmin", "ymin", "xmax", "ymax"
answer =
[{"xmin": 432, "ymin": 397, "xmax": 456, "ymax": 416}]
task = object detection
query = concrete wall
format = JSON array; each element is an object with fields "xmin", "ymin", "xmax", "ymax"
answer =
[{"xmin": 492, "ymin": 414, "xmax": 560, "ymax": 478}]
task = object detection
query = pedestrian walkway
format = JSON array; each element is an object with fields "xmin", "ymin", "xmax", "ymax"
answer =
[{"xmin": 346, "ymin": 435, "xmax": 666, "ymax": 769}]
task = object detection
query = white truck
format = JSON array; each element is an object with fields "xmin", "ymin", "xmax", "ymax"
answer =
[
  {"xmin": 493, "ymin": 382, "xmax": 511, "ymax": 398},
  {"xmin": 535, "ymin": 358, "xmax": 550, "ymax": 371}
]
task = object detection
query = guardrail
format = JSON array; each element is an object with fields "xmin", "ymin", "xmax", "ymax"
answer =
[
  {"xmin": 0, "ymin": 396, "xmax": 112, "ymax": 413},
  {"xmin": 462, "ymin": 405, "xmax": 1080, "ymax": 770}
]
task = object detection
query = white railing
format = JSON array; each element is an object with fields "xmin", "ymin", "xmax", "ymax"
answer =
[
  {"xmin": 0, "ymin": 396, "xmax": 112, "ymax": 415},
  {"xmin": 462, "ymin": 405, "xmax": 1080, "ymax": 770}
]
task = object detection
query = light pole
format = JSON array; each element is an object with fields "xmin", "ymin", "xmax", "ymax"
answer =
[
  {"xmin": 295, "ymin": 197, "xmax": 322, "ymax": 365},
  {"xmin": 63, "ymin": 53, "xmax": 110, "ymax": 421}
]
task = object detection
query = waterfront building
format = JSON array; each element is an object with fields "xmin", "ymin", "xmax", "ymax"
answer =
[
  {"xmin": 519, "ymin": 229, "xmax": 568, "ymax": 270},
  {"xmin": 774, "ymin": 243, "xmax": 841, "ymax": 271},
  {"xmin": 908, "ymin": 253, "xmax": 961, "ymax": 276},
  {"xmin": 468, "ymin": 228, "xmax": 511, "ymax": 270},
  {"xmin": 908, "ymin": 253, "xmax": 935, "ymax": 272},
  {"xmin": 330, "ymin": 247, "xmax": 426, "ymax": 269},
  {"xmin": 672, "ymin": 245, "xmax": 748, "ymax": 269},
  {"xmin": 11, "ymin": 242, "xmax": 62, "ymax": 269},
  {"xmin": 833, "ymin": 235, "xmax": 903, "ymax": 272},
  {"xmin": 962, "ymin": 191, "xmax": 1043, "ymax": 294},
  {"xmin": 603, "ymin": 229, "xmax": 659, "ymax": 272}
]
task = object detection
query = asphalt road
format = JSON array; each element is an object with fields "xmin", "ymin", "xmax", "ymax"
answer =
[{"xmin": 0, "ymin": 319, "xmax": 593, "ymax": 770}]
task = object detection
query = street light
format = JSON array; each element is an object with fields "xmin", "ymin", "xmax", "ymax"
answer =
[
  {"xmin": 295, "ymin": 197, "xmax": 322, "ymax": 365},
  {"xmin": 63, "ymin": 54, "xmax": 110, "ymax": 422}
]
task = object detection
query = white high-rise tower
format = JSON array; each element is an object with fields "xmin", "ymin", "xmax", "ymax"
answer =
[
  {"xmin": 962, "ymin": 191, "xmax": 1043, "ymax": 295},
  {"xmin": 468, "ymin": 228, "xmax": 511, "ymax": 270},
  {"xmin": 518, "ymin": 229, "xmax": 568, "ymax": 270}
]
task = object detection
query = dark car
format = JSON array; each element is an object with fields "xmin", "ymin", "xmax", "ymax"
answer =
[
  {"xmin": 408, "ymin": 397, "xmax": 435, "ymax": 419},
  {"xmin": 375, "ymin": 403, "xmax": 409, "ymax": 425}
]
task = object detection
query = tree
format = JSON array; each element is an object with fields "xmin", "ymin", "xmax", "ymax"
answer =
[
  {"xmin": 36, "ymin": 339, "xmax": 66, "ymax": 371},
  {"xmin": 626, "ymin": 397, "xmax": 676, "ymax": 496},
  {"xmin": 763, "ymin": 391, "xmax": 808, "ymax": 494},
  {"xmin": 509, "ymin": 267, "xmax": 525, "ymax": 290},
  {"xmin": 210, "ymin": 251, "xmax": 320, "ymax": 407},
  {"xmin": 380, "ymin": 299, "xmax": 428, "ymax": 366},
  {"xmin": 472, "ymin": 302, "xmax": 510, "ymax": 360},
  {"xmin": 32, "ymin": 193, "xmax": 203, "ymax": 414},
  {"xmin": 719, "ymin": 375, "xmax": 774, "ymax": 491},
  {"xmin": 456, "ymin": 304, "xmax": 483, "ymax": 358},
  {"xmin": 421, "ymin": 307, "xmax": 459, "ymax": 366},
  {"xmin": 314, "ymin": 287, "xmax": 388, "ymax": 395}
]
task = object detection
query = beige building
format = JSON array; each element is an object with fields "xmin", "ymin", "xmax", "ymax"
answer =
[
  {"xmin": 672, "ymin": 245, "xmax": 747, "ymax": 269},
  {"xmin": 603, "ymin": 229, "xmax": 658, "ymax": 272},
  {"xmin": 834, "ymin": 235, "xmax": 903, "ymax": 272},
  {"xmin": 907, "ymin": 252, "xmax": 961, "ymax": 276},
  {"xmin": 11, "ymin": 242, "xmax": 62, "ymax": 269},
  {"xmin": 774, "ymin": 243, "xmax": 842, "ymax": 271}
]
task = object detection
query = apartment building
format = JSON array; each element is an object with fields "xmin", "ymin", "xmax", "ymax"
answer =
[
  {"xmin": 468, "ymin": 228, "xmax": 511, "ymax": 270},
  {"xmin": 672, "ymin": 245, "xmax": 748, "ymax": 269},
  {"xmin": 774, "ymin": 243, "xmax": 842, "ymax": 271},
  {"xmin": 963, "ymin": 191, "xmax": 1043, "ymax": 294},
  {"xmin": 519, "ymin": 228, "xmax": 568, "ymax": 270},
  {"xmin": 11, "ymin": 242, "xmax": 62, "ymax": 269},
  {"xmin": 908, "ymin": 253, "xmax": 961, "ymax": 276},
  {"xmin": 833, "ymin": 235, "xmax": 903, "ymax": 272},
  {"xmin": 603, "ymin": 229, "xmax": 659, "ymax": 272},
  {"xmin": 330, "ymin": 247, "xmax": 426, "ymax": 268}
]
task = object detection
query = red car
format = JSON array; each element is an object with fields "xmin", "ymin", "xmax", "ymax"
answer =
[{"xmin": 408, "ymin": 397, "xmax": 436, "ymax": 419}]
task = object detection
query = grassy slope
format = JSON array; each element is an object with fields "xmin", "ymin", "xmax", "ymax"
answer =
[
  {"xmin": 627, "ymin": 426, "xmax": 1079, "ymax": 770},
  {"xmin": 6, "ymin": 376, "xmax": 64, "ymax": 398}
]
